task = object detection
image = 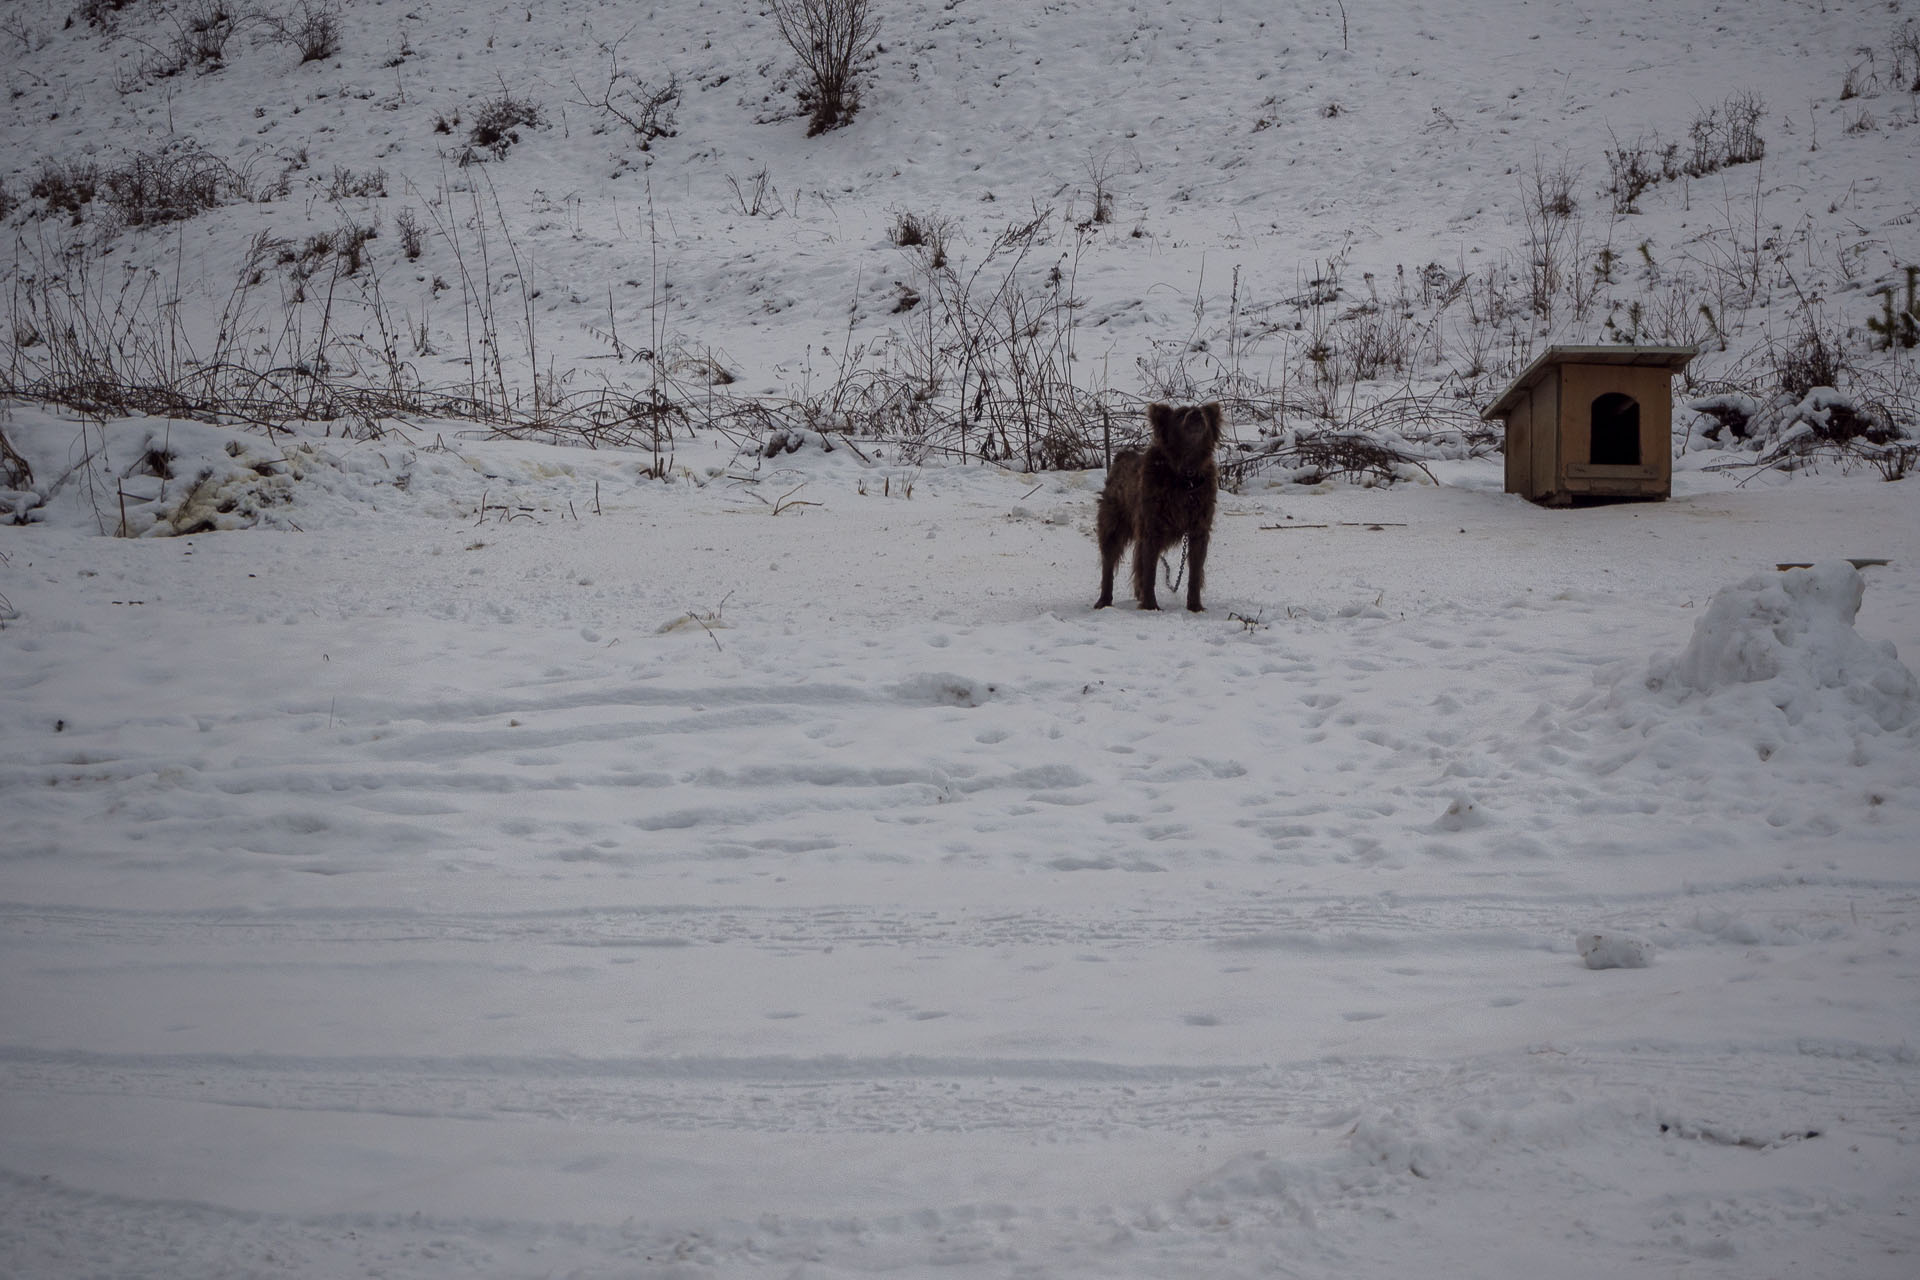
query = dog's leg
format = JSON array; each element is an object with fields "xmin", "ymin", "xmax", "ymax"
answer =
[
  {"xmin": 1095, "ymin": 500, "xmax": 1125, "ymax": 608},
  {"xmin": 1131, "ymin": 531, "xmax": 1160, "ymax": 610},
  {"xmin": 1184, "ymin": 530, "xmax": 1209, "ymax": 612}
]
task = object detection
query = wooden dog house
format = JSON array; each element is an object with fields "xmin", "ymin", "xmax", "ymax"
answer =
[{"xmin": 1484, "ymin": 345, "xmax": 1695, "ymax": 504}]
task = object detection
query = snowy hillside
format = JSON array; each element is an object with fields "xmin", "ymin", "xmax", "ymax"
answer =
[
  {"xmin": 2, "ymin": 2, "xmax": 1919, "ymax": 1278},
  {"xmin": 2, "ymin": 0, "xmax": 1917, "ymax": 459}
]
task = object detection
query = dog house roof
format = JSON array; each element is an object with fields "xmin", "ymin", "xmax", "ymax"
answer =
[{"xmin": 1481, "ymin": 345, "xmax": 1697, "ymax": 421}]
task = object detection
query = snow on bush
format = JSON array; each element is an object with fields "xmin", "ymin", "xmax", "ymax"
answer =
[{"xmin": 1687, "ymin": 387, "xmax": 1908, "ymax": 456}]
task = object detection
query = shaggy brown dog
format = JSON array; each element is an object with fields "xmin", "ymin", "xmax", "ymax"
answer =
[{"xmin": 1095, "ymin": 402, "xmax": 1222, "ymax": 612}]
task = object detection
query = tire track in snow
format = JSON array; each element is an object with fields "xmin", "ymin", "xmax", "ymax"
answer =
[
  {"xmin": 2, "ymin": 880, "xmax": 1901, "ymax": 952},
  {"xmin": 5, "ymin": 1043, "xmax": 1909, "ymax": 1138},
  {"xmin": 0, "ymin": 1045, "xmax": 1383, "ymax": 1135}
]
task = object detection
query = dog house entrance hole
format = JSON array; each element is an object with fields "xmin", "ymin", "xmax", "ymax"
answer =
[{"xmin": 1590, "ymin": 392, "xmax": 1641, "ymax": 466}]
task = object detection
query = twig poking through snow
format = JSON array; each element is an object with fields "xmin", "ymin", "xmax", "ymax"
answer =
[{"xmin": 658, "ymin": 591, "xmax": 734, "ymax": 651}]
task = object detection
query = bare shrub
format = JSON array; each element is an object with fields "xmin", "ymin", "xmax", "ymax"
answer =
[
  {"xmin": 855, "ymin": 209, "xmax": 1122, "ymax": 468},
  {"xmin": 1606, "ymin": 95, "xmax": 1764, "ymax": 212},
  {"xmin": 1870, "ymin": 442, "xmax": 1917, "ymax": 480},
  {"xmin": 1893, "ymin": 20, "xmax": 1920, "ymax": 92},
  {"xmin": 31, "ymin": 147, "xmax": 236, "ymax": 227},
  {"xmin": 1717, "ymin": 91, "xmax": 1766, "ymax": 168},
  {"xmin": 76, "ymin": 0, "xmax": 142, "ymax": 29},
  {"xmin": 30, "ymin": 159, "xmax": 100, "ymax": 222},
  {"xmin": 329, "ymin": 222, "xmax": 377, "ymax": 276},
  {"xmin": 1331, "ymin": 301, "xmax": 1416, "ymax": 383},
  {"xmin": 1, "ymin": 10, "xmax": 48, "ymax": 52},
  {"xmin": 889, "ymin": 208, "xmax": 950, "ymax": 267},
  {"xmin": 1232, "ymin": 429, "xmax": 1432, "ymax": 488},
  {"xmin": 571, "ymin": 40, "xmax": 679, "ymax": 149},
  {"xmin": 1520, "ymin": 154, "xmax": 1580, "ymax": 319},
  {"xmin": 2, "ymin": 234, "xmax": 292, "ymax": 423},
  {"xmin": 727, "ymin": 166, "xmax": 786, "ymax": 217},
  {"xmin": 1772, "ymin": 324, "xmax": 1849, "ymax": 401},
  {"xmin": 395, "ymin": 206, "xmax": 424, "ymax": 261},
  {"xmin": 1, "ymin": 216, "xmax": 594, "ymax": 446},
  {"xmin": 1729, "ymin": 354, "xmax": 1917, "ymax": 478},
  {"xmin": 1674, "ymin": 93, "xmax": 1764, "ymax": 177},
  {"xmin": 274, "ymin": 1, "xmax": 342, "ymax": 64},
  {"xmin": 1683, "ymin": 104, "xmax": 1724, "ymax": 176},
  {"xmin": 173, "ymin": 0, "xmax": 243, "ymax": 70},
  {"xmin": 769, "ymin": 0, "xmax": 879, "ymax": 134},
  {"xmin": 1079, "ymin": 151, "xmax": 1123, "ymax": 226},
  {"xmin": 1220, "ymin": 392, "xmax": 1480, "ymax": 489},
  {"xmin": 284, "ymin": 222, "xmax": 377, "ymax": 283},
  {"xmin": 1529, "ymin": 153, "xmax": 1579, "ymax": 219},
  {"xmin": 1709, "ymin": 383, "xmax": 1910, "ymax": 477},
  {"xmin": 1604, "ymin": 134, "xmax": 1667, "ymax": 213},
  {"xmin": 101, "ymin": 146, "xmax": 235, "ymax": 226},
  {"xmin": 466, "ymin": 89, "xmax": 541, "ymax": 159},
  {"xmin": 325, "ymin": 166, "xmax": 387, "ymax": 199}
]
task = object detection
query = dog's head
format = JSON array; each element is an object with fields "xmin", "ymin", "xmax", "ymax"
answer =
[{"xmin": 1147, "ymin": 402, "xmax": 1223, "ymax": 468}]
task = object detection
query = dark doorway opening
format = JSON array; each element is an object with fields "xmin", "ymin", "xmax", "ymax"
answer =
[{"xmin": 1590, "ymin": 392, "xmax": 1641, "ymax": 466}]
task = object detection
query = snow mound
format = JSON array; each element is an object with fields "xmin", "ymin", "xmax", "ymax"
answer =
[
  {"xmin": 1577, "ymin": 931, "xmax": 1653, "ymax": 970},
  {"xmin": 120, "ymin": 424, "xmax": 320, "ymax": 537},
  {"xmin": 1, "ymin": 409, "xmax": 654, "ymax": 534},
  {"xmin": 1181, "ymin": 1107, "xmax": 1445, "ymax": 1224},
  {"xmin": 1433, "ymin": 793, "xmax": 1490, "ymax": 832},
  {"xmin": 1564, "ymin": 562, "xmax": 1917, "ymax": 799},
  {"xmin": 1642, "ymin": 562, "xmax": 1918, "ymax": 735},
  {"xmin": 5, "ymin": 412, "xmax": 408, "ymax": 534}
]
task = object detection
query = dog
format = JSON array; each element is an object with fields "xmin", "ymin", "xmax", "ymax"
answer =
[{"xmin": 1095, "ymin": 401, "xmax": 1222, "ymax": 612}]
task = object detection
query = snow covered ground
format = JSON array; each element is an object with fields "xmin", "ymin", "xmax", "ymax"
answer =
[
  {"xmin": 3, "ymin": 1, "xmax": 1919, "ymax": 1276},
  {"xmin": 4, "ymin": 407, "xmax": 1916, "ymax": 1277}
]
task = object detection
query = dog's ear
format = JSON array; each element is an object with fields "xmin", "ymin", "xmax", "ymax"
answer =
[
  {"xmin": 1147, "ymin": 402, "xmax": 1173, "ymax": 440},
  {"xmin": 1200, "ymin": 402, "xmax": 1223, "ymax": 448}
]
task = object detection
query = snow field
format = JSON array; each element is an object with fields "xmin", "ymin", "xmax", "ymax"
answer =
[
  {"xmin": 4, "ymin": 407, "xmax": 1919, "ymax": 1276},
  {"xmin": 3, "ymin": 0, "xmax": 1919, "ymax": 1273}
]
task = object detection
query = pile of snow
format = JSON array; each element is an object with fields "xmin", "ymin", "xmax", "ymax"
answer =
[
  {"xmin": 1576, "ymin": 931, "xmax": 1654, "ymax": 970},
  {"xmin": 0, "ymin": 409, "xmax": 670, "ymax": 534},
  {"xmin": 1543, "ymin": 561, "xmax": 1919, "ymax": 827},
  {"xmin": 3, "ymin": 413, "xmax": 368, "ymax": 533},
  {"xmin": 1644, "ymin": 561, "xmax": 1918, "ymax": 736}
]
